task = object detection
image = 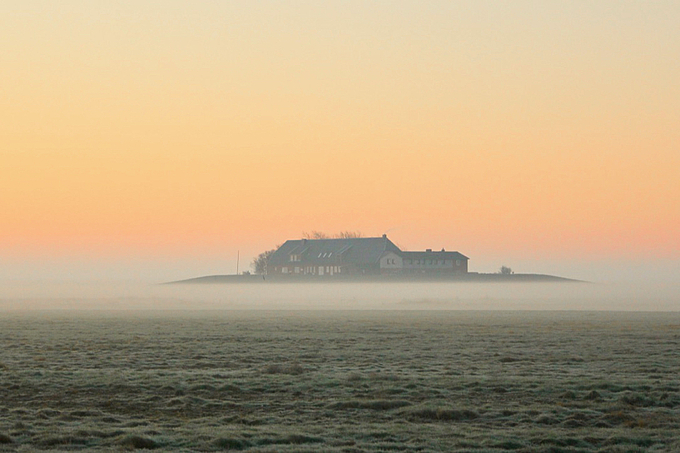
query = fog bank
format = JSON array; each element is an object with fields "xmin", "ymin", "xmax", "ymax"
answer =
[{"xmin": 1, "ymin": 281, "xmax": 678, "ymax": 312}]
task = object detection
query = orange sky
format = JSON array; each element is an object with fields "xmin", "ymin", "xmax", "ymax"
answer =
[{"xmin": 2, "ymin": 1, "xmax": 679, "ymax": 280}]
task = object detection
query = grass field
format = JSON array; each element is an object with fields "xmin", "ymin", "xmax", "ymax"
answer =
[{"xmin": 1, "ymin": 310, "xmax": 679, "ymax": 451}]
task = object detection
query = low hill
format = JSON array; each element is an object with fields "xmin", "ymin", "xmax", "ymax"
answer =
[{"xmin": 166, "ymin": 273, "xmax": 584, "ymax": 285}]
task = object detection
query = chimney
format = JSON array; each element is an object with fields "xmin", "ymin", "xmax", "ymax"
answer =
[
  {"xmin": 382, "ymin": 234, "xmax": 387, "ymax": 238},
  {"xmin": 426, "ymin": 248, "xmax": 432, "ymax": 253},
  {"xmin": 302, "ymin": 239, "xmax": 307, "ymax": 245},
  {"xmin": 441, "ymin": 248, "xmax": 445, "ymax": 252}
]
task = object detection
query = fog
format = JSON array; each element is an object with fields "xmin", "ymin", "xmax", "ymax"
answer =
[
  {"xmin": 3, "ymin": 256, "xmax": 680, "ymax": 285},
  {"xmin": 1, "ymin": 280, "xmax": 679, "ymax": 312}
]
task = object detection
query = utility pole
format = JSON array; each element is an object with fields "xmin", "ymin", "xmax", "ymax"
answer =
[{"xmin": 236, "ymin": 250, "xmax": 240, "ymax": 275}]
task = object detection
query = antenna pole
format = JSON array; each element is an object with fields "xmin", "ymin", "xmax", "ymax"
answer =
[{"xmin": 236, "ymin": 250, "xmax": 240, "ymax": 275}]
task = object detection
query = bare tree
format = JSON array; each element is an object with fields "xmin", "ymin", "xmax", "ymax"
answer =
[
  {"xmin": 303, "ymin": 230, "xmax": 363, "ymax": 239},
  {"xmin": 251, "ymin": 249, "xmax": 277, "ymax": 274},
  {"xmin": 302, "ymin": 231, "xmax": 330, "ymax": 239},
  {"xmin": 336, "ymin": 230, "xmax": 363, "ymax": 238}
]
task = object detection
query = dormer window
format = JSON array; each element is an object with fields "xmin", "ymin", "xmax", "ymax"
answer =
[{"xmin": 289, "ymin": 254, "xmax": 301, "ymax": 262}]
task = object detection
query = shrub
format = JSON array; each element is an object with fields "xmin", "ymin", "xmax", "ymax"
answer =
[
  {"xmin": 492, "ymin": 439, "xmax": 525, "ymax": 450},
  {"xmin": 347, "ymin": 372, "xmax": 363, "ymax": 382},
  {"xmin": 120, "ymin": 435, "xmax": 160, "ymax": 449},
  {"xmin": 583, "ymin": 390, "xmax": 602, "ymax": 400},
  {"xmin": 619, "ymin": 391, "xmax": 656, "ymax": 407},
  {"xmin": 402, "ymin": 407, "xmax": 479, "ymax": 422},
  {"xmin": 499, "ymin": 356, "xmax": 521, "ymax": 363},
  {"xmin": 219, "ymin": 383, "xmax": 241, "ymax": 393},
  {"xmin": 214, "ymin": 438, "xmax": 251, "ymax": 450}
]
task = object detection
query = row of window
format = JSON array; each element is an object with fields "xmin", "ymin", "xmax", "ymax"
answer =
[
  {"xmin": 287, "ymin": 257, "xmax": 462, "ymax": 266},
  {"xmin": 403, "ymin": 259, "xmax": 461, "ymax": 266},
  {"xmin": 280, "ymin": 266, "xmax": 342, "ymax": 274}
]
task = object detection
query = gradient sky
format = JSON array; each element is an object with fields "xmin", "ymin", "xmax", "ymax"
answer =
[{"xmin": 2, "ymin": 1, "xmax": 679, "ymax": 282}]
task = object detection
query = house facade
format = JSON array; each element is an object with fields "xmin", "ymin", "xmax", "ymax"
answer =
[{"xmin": 267, "ymin": 235, "xmax": 468, "ymax": 276}]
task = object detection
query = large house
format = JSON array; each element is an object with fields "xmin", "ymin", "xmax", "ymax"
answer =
[{"xmin": 267, "ymin": 235, "xmax": 468, "ymax": 276}]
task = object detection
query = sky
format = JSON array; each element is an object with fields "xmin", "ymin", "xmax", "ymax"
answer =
[{"xmin": 2, "ymin": 1, "xmax": 679, "ymax": 282}]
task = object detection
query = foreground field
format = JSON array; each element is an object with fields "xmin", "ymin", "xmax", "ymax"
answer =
[{"xmin": 1, "ymin": 310, "xmax": 679, "ymax": 451}]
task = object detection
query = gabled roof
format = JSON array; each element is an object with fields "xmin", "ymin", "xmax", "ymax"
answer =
[
  {"xmin": 269, "ymin": 236, "xmax": 401, "ymax": 267},
  {"xmin": 400, "ymin": 250, "xmax": 469, "ymax": 260}
]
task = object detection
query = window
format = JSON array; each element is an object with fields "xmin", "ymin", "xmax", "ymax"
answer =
[
  {"xmin": 282, "ymin": 267, "xmax": 289, "ymax": 274},
  {"xmin": 456, "ymin": 260, "xmax": 461, "ymax": 266}
]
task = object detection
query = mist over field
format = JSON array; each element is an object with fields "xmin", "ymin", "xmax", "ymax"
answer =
[
  {"xmin": 1, "ymin": 280, "xmax": 679, "ymax": 312},
  {"xmin": 1, "ymin": 301, "xmax": 679, "ymax": 451},
  {"xmin": 2, "ymin": 282, "xmax": 679, "ymax": 450}
]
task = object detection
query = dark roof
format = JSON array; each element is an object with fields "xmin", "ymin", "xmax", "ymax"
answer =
[
  {"xmin": 400, "ymin": 251, "xmax": 469, "ymax": 260},
  {"xmin": 269, "ymin": 236, "xmax": 401, "ymax": 267}
]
